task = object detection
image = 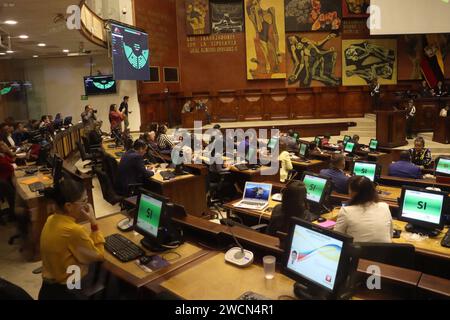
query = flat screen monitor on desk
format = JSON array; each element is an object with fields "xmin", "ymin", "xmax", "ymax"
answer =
[
  {"xmin": 352, "ymin": 161, "xmax": 380, "ymax": 182},
  {"xmin": 344, "ymin": 142, "xmax": 355, "ymax": 154},
  {"xmin": 435, "ymin": 157, "xmax": 450, "ymax": 177},
  {"xmin": 283, "ymin": 217, "xmax": 354, "ymax": 300},
  {"xmin": 299, "ymin": 143, "xmax": 309, "ymax": 158},
  {"xmin": 314, "ymin": 136, "xmax": 322, "ymax": 148},
  {"xmin": 369, "ymin": 139, "xmax": 378, "ymax": 151},
  {"xmin": 267, "ymin": 137, "xmax": 279, "ymax": 150},
  {"xmin": 301, "ymin": 172, "xmax": 331, "ymax": 208},
  {"xmin": 343, "ymin": 135, "xmax": 351, "ymax": 144},
  {"xmin": 398, "ymin": 186, "xmax": 447, "ymax": 237}
]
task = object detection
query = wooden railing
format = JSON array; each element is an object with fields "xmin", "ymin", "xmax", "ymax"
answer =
[{"xmin": 79, "ymin": 0, "xmax": 107, "ymax": 48}]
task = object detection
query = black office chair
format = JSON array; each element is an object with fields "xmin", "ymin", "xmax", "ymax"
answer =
[
  {"xmin": 82, "ymin": 136, "xmax": 102, "ymax": 154},
  {"xmin": 207, "ymin": 169, "xmax": 233, "ymax": 207},
  {"xmin": 102, "ymin": 153, "xmax": 119, "ymax": 189},
  {"xmin": 95, "ymin": 169, "xmax": 124, "ymax": 206},
  {"xmin": 353, "ymin": 242, "xmax": 416, "ymax": 269},
  {"xmin": 0, "ymin": 278, "xmax": 33, "ymax": 300}
]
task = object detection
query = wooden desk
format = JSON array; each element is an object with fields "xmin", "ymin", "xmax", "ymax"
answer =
[
  {"xmin": 105, "ymin": 143, "xmax": 208, "ymax": 217},
  {"xmin": 291, "ymin": 159, "xmax": 327, "ymax": 174},
  {"xmin": 322, "ymin": 208, "xmax": 450, "ymax": 261},
  {"xmin": 376, "ymin": 110, "xmax": 407, "ymax": 148},
  {"xmin": 229, "ymin": 165, "xmax": 280, "ymax": 183},
  {"xmin": 433, "ymin": 117, "xmax": 450, "ymax": 144},
  {"xmin": 224, "ymin": 198, "xmax": 278, "ymax": 221},
  {"xmin": 331, "ymin": 185, "xmax": 401, "ymax": 209},
  {"xmin": 379, "ymin": 175, "xmax": 450, "ymax": 192},
  {"xmin": 418, "ymin": 273, "xmax": 450, "ymax": 298},
  {"xmin": 88, "ymin": 213, "xmax": 210, "ymax": 290},
  {"xmin": 157, "ymin": 252, "xmax": 295, "ymax": 300}
]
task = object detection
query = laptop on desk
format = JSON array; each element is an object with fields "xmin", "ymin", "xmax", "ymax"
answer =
[{"xmin": 233, "ymin": 182, "xmax": 272, "ymax": 211}]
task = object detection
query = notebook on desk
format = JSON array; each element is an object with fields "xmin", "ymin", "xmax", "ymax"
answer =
[{"xmin": 233, "ymin": 182, "xmax": 272, "ymax": 211}]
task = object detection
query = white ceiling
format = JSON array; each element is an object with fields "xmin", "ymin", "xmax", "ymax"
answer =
[{"xmin": 0, "ymin": 0, "xmax": 106, "ymax": 59}]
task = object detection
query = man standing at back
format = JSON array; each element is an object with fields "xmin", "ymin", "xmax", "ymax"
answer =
[{"xmin": 119, "ymin": 96, "xmax": 131, "ymax": 131}]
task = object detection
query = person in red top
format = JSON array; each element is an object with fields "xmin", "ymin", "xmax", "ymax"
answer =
[
  {"xmin": 109, "ymin": 104, "xmax": 124, "ymax": 141},
  {"xmin": 0, "ymin": 141, "xmax": 15, "ymax": 223}
]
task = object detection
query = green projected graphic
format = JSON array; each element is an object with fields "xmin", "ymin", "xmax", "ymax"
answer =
[
  {"xmin": 353, "ymin": 162, "xmax": 376, "ymax": 181},
  {"xmin": 402, "ymin": 190, "xmax": 443, "ymax": 225},
  {"xmin": 303, "ymin": 175, "xmax": 326, "ymax": 203},
  {"xmin": 369, "ymin": 140, "xmax": 378, "ymax": 150},
  {"xmin": 123, "ymin": 43, "xmax": 149, "ymax": 70},
  {"xmin": 137, "ymin": 195, "xmax": 162, "ymax": 238},
  {"xmin": 93, "ymin": 80, "xmax": 115, "ymax": 90},
  {"xmin": 436, "ymin": 158, "xmax": 450, "ymax": 175},
  {"xmin": 0, "ymin": 87, "xmax": 12, "ymax": 95}
]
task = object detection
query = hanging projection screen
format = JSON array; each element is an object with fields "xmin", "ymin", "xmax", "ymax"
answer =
[{"xmin": 370, "ymin": 0, "xmax": 450, "ymax": 35}]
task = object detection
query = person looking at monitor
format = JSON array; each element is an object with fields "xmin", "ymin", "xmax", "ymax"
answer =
[
  {"xmin": 409, "ymin": 137, "xmax": 432, "ymax": 168},
  {"xmin": 266, "ymin": 181, "xmax": 313, "ymax": 236},
  {"xmin": 279, "ymin": 141, "xmax": 293, "ymax": 183},
  {"xmin": 334, "ymin": 176, "xmax": 392, "ymax": 243},
  {"xmin": 320, "ymin": 153, "xmax": 350, "ymax": 194},
  {"xmin": 116, "ymin": 140, "xmax": 155, "ymax": 196},
  {"xmin": 388, "ymin": 151, "xmax": 422, "ymax": 179},
  {"xmin": 39, "ymin": 177, "xmax": 105, "ymax": 300}
]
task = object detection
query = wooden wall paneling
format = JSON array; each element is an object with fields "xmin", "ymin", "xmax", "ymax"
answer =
[
  {"xmin": 215, "ymin": 91, "xmax": 239, "ymax": 122},
  {"xmin": 240, "ymin": 90, "xmax": 263, "ymax": 121},
  {"xmin": 340, "ymin": 86, "xmax": 365, "ymax": 117},
  {"xmin": 290, "ymin": 88, "xmax": 315, "ymax": 119},
  {"xmin": 265, "ymin": 89, "xmax": 289, "ymax": 121},
  {"xmin": 314, "ymin": 87, "xmax": 340, "ymax": 118}
]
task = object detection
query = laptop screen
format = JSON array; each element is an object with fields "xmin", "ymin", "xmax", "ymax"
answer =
[{"xmin": 243, "ymin": 182, "xmax": 272, "ymax": 202}]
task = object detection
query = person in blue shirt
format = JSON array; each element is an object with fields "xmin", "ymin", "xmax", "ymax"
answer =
[
  {"xmin": 388, "ymin": 151, "xmax": 422, "ymax": 179},
  {"xmin": 320, "ymin": 153, "xmax": 350, "ymax": 194},
  {"xmin": 116, "ymin": 140, "xmax": 155, "ymax": 196}
]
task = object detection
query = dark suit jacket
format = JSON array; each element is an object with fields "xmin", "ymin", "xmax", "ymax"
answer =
[{"xmin": 116, "ymin": 150, "xmax": 154, "ymax": 196}]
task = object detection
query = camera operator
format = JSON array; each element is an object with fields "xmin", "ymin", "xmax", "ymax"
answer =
[{"xmin": 81, "ymin": 105, "xmax": 98, "ymax": 131}]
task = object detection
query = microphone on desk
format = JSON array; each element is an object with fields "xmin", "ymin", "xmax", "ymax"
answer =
[{"xmin": 213, "ymin": 204, "xmax": 254, "ymax": 267}]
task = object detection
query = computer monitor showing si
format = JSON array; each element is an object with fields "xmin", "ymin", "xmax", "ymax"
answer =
[
  {"xmin": 344, "ymin": 141, "xmax": 355, "ymax": 154},
  {"xmin": 283, "ymin": 218, "xmax": 353, "ymax": 299},
  {"xmin": 301, "ymin": 172, "xmax": 331, "ymax": 206},
  {"xmin": 299, "ymin": 143, "xmax": 309, "ymax": 158},
  {"xmin": 435, "ymin": 157, "xmax": 450, "ymax": 177},
  {"xmin": 352, "ymin": 161, "xmax": 380, "ymax": 182},
  {"xmin": 369, "ymin": 139, "xmax": 378, "ymax": 151},
  {"xmin": 398, "ymin": 186, "xmax": 447, "ymax": 236}
]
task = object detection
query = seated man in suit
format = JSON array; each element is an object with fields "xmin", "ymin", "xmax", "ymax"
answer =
[
  {"xmin": 116, "ymin": 140, "xmax": 155, "ymax": 196},
  {"xmin": 320, "ymin": 153, "xmax": 350, "ymax": 194},
  {"xmin": 388, "ymin": 151, "xmax": 422, "ymax": 179}
]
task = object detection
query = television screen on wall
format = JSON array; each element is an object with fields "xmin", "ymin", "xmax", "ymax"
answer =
[
  {"xmin": 84, "ymin": 75, "xmax": 117, "ymax": 95},
  {"xmin": 110, "ymin": 21, "xmax": 151, "ymax": 81}
]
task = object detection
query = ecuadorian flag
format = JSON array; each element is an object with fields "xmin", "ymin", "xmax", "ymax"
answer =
[{"xmin": 420, "ymin": 34, "xmax": 445, "ymax": 88}]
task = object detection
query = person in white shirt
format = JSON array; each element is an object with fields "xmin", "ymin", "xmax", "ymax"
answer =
[
  {"xmin": 406, "ymin": 99, "xmax": 416, "ymax": 139},
  {"xmin": 334, "ymin": 176, "xmax": 393, "ymax": 243},
  {"xmin": 439, "ymin": 105, "xmax": 449, "ymax": 118},
  {"xmin": 279, "ymin": 140, "xmax": 293, "ymax": 183}
]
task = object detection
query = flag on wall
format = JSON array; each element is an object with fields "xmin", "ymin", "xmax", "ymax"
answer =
[{"xmin": 420, "ymin": 34, "xmax": 445, "ymax": 88}]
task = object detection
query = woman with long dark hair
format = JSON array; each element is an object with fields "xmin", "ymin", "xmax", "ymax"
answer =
[
  {"xmin": 109, "ymin": 104, "xmax": 124, "ymax": 140},
  {"xmin": 334, "ymin": 176, "xmax": 392, "ymax": 242},
  {"xmin": 266, "ymin": 181, "xmax": 311, "ymax": 236}
]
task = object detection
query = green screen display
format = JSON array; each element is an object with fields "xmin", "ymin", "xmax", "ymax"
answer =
[
  {"xmin": 369, "ymin": 139, "xmax": 378, "ymax": 150},
  {"xmin": 343, "ymin": 136, "xmax": 351, "ymax": 143},
  {"xmin": 436, "ymin": 158, "xmax": 450, "ymax": 175},
  {"xmin": 303, "ymin": 175, "xmax": 327, "ymax": 203},
  {"xmin": 299, "ymin": 143, "xmax": 308, "ymax": 156},
  {"xmin": 344, "ymin": 142, "xmax": 355, "ymax": 153},
  {"xmin": 136, "ymin": 194, "xmax": 162, "ymax": 238},
  {"xmin": 268, "ymin": 137, "xmax": 279, "ymax": 149},
  {"xmin": 353, "ymin": 162, "xmax": 377, "ymax": 181},
  {"xmin": 315, "ymin": 137, "xmax": 321, "ymax": 146},
  {"xmin": 402, "ymin": 190, "xmax": 443, "ymax": 225}
]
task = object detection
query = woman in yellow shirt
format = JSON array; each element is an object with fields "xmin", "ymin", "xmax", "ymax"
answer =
[
  {"xmin": 39, "ymin": 176, "xmax": 105, "ymax": 300},
  {"xmin": 279, "ymin": 140, "xmax": 293, "ymax": 183}
]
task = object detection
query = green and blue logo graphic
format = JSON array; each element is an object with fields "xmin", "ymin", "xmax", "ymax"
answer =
[
  {"xmin": 123, "ymin": 43, "xmax": 149, "ymax": 70},
  {"xmin": 93, "ymin": 80, "xmax": 115, "ymax": 90}
]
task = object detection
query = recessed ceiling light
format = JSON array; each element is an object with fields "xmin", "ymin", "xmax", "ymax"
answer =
[
  {"xmin": 62, "ymin": 49, "xmax": 69, "ymax": 53},
  {"xmin": 33, "ymin": 55, "xmax": 39, "ymax": 58},
  {"xmin": 0, "ymin": 53, "xmax": 6, "ymax": 55},
  {"xmin": 37, "ymin": 43, "xmax": 46, "ymax": 47},
  {"xmin": 18, "ymin": 35, "xmax": 29, "ymax": 39},
  {"xmin": 4, "ymin": 20, "xmax": 17, "ymax": 25},
  {"xmin": 6, "ymin": 50, "xmax": 14, "ymax": 54}
]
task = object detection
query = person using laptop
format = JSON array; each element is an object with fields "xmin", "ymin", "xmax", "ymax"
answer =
[
  {"xmin": 39, "ymin": 177, "xmax": 105, "ymax": 300},
  {"xmin": 279, "ymin": 141, "xmax": 293, "ymax": 183},
  {"xmin": 334, "ymin": 176, "xmax": 392, "ymax": 243},
  {"xmin": 266, "ymin": 181, "xmax": 313, "ymax": 236},
  {"xmin": 320, "ymin": 153, "xmax": 350, "ymax": 194},
  {"xmin": 388, "ymin": 151, "xmax": 422, "ymax": 179}
]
